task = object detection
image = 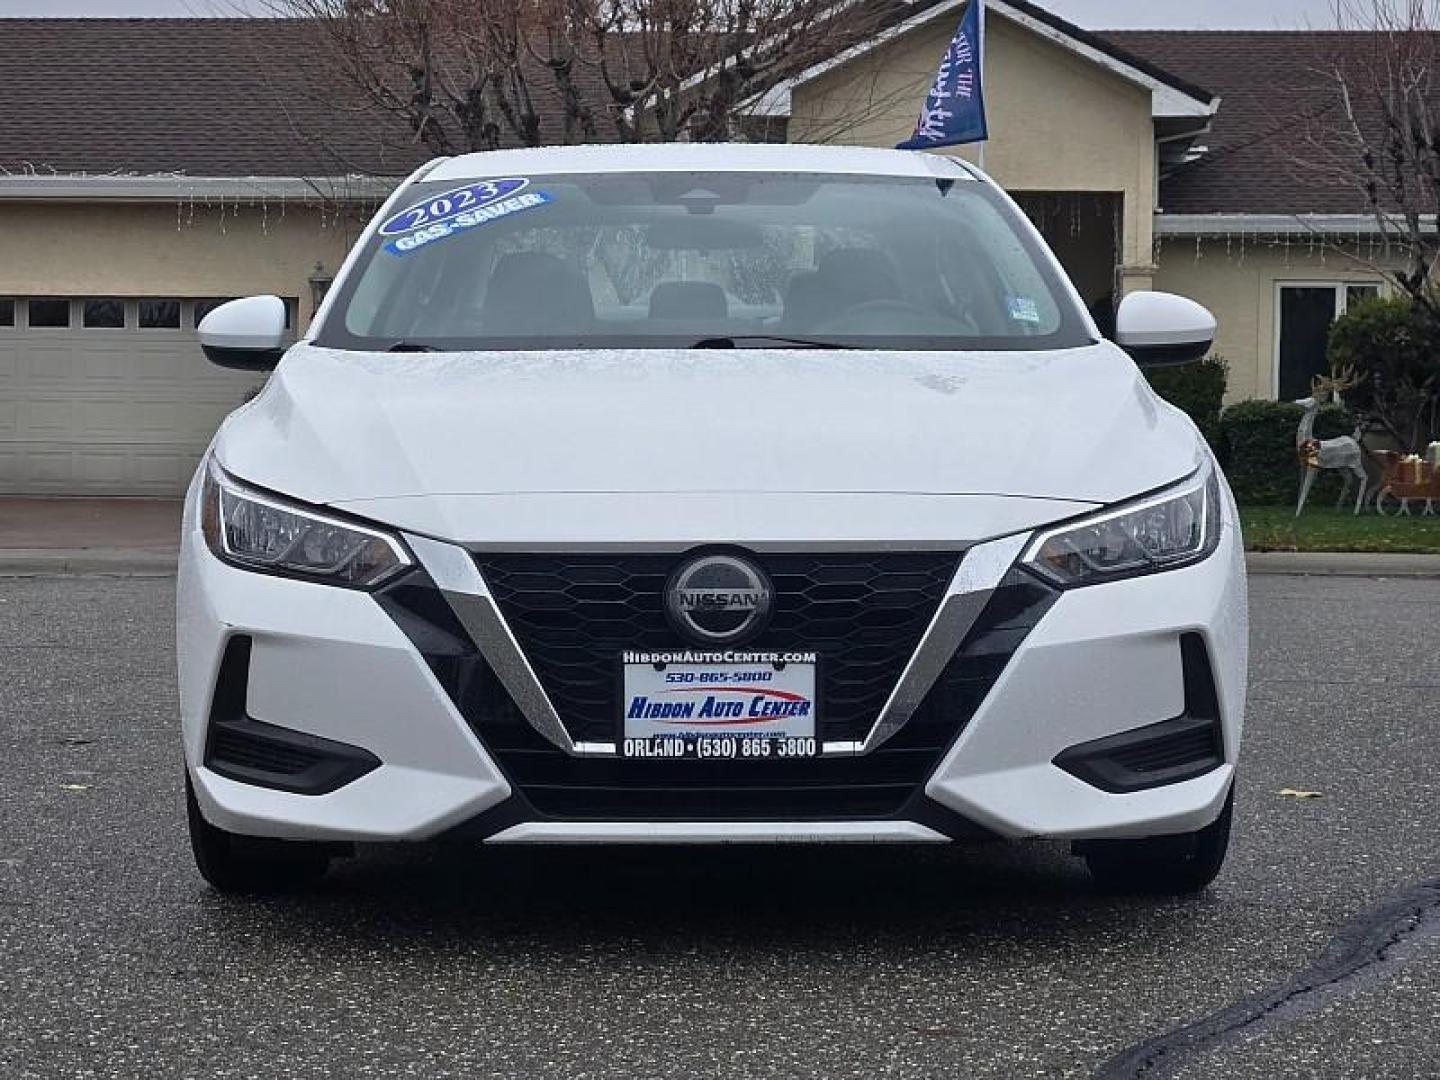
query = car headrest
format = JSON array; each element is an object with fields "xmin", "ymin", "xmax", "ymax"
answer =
[
  {"xmin": 482, "ymin": 252, "xmax": 595, "ymax": 334},
  {"xmin": 815, "ymin": 249, "xmax": 902, "ymax": 301}
]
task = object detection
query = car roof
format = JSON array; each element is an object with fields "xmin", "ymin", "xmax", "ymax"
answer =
[{"xmin": 423, "ymin": 143, "xmax": 980, "ymax": 184}]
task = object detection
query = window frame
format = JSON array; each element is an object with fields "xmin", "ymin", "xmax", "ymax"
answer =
[
  {"xmin": 1272, "ymin": 279, "xmax": 1385, "ymax": 399},
  {"xmin": 82, "ymin": 298, "xmax": 129, "ymax": 330},
  {"xmin": 3, "ymin": 296, "xmax": 297, "ymax": 333},
  {"xmin": 26, "ymin": 298, "xmax": 75, "ymax": 330},
  {"xmin": 137, "ymin": 298, "xmax": 185, "ymax": 331}
]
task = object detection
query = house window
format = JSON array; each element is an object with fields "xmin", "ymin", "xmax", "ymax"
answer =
[
  {"xmin": 139, "ymin": 299, "xmax": 182, "ymax": 329},
  {"xmin": 0, "ymin": 299, "xmax": 13, "ymax": 327},
  {"xmin": 193, "ymin": 298, "xmax": 238, "ymax": 327},
  {"xmin": 1346, "ymin": 284, "xmax": 1381, "ymax": 310},
  {"xmin": 83, "ymin": 299, "xmax": 126, "ymax": 329},
  {"xmin": 1276, "ymin": 283, "xmax": 1382, "ymax": 400},
  {"xmin": 28, "ymin": 299, "xmax": 72, "ymax": 328}
]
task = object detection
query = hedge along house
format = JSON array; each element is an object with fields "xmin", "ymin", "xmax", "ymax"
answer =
[{"xmin": 0, "ymin": 7, "xmax": 1417, "ymax": 495}]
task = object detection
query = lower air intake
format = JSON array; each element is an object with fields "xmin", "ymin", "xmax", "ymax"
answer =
[
  {"xmin": 202, "ymin": 636, "xmax": 381, "ymax": 796},
  {"xmin": 1053, "ymin": 633, "xmax": 1225, "ymax": 794}
]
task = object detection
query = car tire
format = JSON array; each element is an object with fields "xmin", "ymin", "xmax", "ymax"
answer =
[
  {"xmin": 186, "ymin": 775, "xmax": 334, "ymax": 894},
  {"xmin": 1077, "ymin": 787, "xmax": 1234, "ymax": 895}
]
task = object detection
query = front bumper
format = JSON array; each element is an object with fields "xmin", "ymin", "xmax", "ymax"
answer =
[{"xmin": 178, "ymin": 484, "xmax": 1247, "ymax": 845}]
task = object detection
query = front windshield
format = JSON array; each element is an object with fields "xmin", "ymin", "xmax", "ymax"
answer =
[{"xmin": 319, "ymin": 170, "xmax": 1093, "ymax": 352}]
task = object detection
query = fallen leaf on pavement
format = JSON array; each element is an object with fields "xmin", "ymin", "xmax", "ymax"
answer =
[{"xmin": 1278, "ymin": 788, "xmax": 1322, "ymax": 799}]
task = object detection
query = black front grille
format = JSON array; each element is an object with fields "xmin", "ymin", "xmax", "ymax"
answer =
[
  {"xmin": 475, "ymin": 551, "xmax": 959, "ymax": 746},
  {"xmin": 378, "ymin": 562, "xmax": 1057, "ymax": 824}
]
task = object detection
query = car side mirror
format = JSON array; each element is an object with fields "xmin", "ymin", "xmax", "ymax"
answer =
[
  {"xmin": 1114, "ymin": 291, "xmax": 1216, "ymax": 368},
  {"xmin": 198, "ymin": 295, "xmax": 287, "ymax": 371}
]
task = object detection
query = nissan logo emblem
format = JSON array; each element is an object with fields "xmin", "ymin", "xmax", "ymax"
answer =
[{"xmin": 665, "ymin": 554, "xmax": 774, "ymax": 646}]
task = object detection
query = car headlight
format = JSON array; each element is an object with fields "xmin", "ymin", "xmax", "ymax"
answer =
[
  {"xmin": 200, "ymin": 459, "xmax": 412, "ymax": 589},
  {"xmin": 1022, "ymin": 460, "xmax": 1222, "ymax": 588}
]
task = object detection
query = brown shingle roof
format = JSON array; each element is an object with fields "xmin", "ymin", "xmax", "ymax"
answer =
[
  {"xmin": 0, "ymin": 11, "xmax": 1216, "ymax": 183},
  {"xmin": 0, "ymin": 18, "xmax": 433, "ymax": 177},
  {"xmin": 1, "ymin": 14, "xmax": 1426, "ymax": 222},
  {"xmin": 1103, "ymin": 30, "xmax": 1440, "ymax": 216},
  {"xmin": 0, "ymin": 12, "xmax": 924, "ymax": 177}
]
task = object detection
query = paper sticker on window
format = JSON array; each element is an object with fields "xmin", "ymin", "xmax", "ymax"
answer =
[
  {"xmin": 384, "ymin": 191, "xmax": 554, "ymax": 256},
  {"xmin": 380, "ymin": 178, "xmax": 532, "ymax": 237},
  {"xmin": 1007, "ymin": 296, "xmax": 1042, "ymax": 324}
]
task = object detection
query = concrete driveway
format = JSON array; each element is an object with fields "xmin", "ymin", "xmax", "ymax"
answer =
[{"xmin": 0, "ymin": 572, "xmax": 1437, "ymax": 1079}]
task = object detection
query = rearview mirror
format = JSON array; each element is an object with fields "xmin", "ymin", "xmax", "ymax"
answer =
[
  {"xmin": 198, "ymin": 295, "xmax": 287, "ymax": 371},
  {"xmin": 1114, "ymin": 291, "xmax": 1216, "ymax": 368}
]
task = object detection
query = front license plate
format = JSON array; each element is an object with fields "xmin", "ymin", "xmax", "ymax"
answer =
[{"xmin": 621, "ymin": 651, "xmax": 819, "ymax": 760}]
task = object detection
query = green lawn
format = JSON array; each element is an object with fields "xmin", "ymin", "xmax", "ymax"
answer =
[{"xmin": 1239, "ymin": 504, "xmax": 1440, "ymax": 554}]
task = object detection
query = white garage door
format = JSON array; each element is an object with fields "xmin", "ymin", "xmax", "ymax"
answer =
[{"xmin": 0, "ymin": 297, "xmax": 292, "ymax": 496}]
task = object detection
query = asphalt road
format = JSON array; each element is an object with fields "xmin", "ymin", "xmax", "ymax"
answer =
[{"xmin": 1, "ymin": 573, "xmax": 1438, "ymax": 1079}]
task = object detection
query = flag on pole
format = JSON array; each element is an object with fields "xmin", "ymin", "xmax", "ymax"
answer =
[{"xmin": 896, "ymin": 0, "xmax": 988, "ymax": 151}]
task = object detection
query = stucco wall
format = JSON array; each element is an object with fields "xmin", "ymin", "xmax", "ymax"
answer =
[
  {"xmin": 0, "ymin": 200, "xmax": 359, "ymax": 325},
  {"xmin": 788, "ymin": 9, "xmax": 1157, "ymax": 276},
  {"xmin": 1154, "ymin": 237, "xmax": 1395, "ymax": 402}
]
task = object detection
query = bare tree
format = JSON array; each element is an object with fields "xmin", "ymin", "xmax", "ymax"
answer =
[
  {"xmin": 255, "ymin": 0, "xmax": 901, "ymax": 151},
  {"xmin": 1278, "ymin": 2, "xmax": 1440, "ymax": 449},
  {"xmin": 253, "ymin": 0, "xmax": 598, "ymax": 153},
  {"xmin": 1300, "ymin": 1, "xmax": 1440, "ymax": 318},
  {"xmin": 578, "ymin": 0, "xmax": 898, "ymax": 144}
]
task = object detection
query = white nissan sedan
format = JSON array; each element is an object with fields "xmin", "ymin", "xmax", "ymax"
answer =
[{"xmin": 179, "ymin": 144, "xmax": 1246, "ymax": 895}]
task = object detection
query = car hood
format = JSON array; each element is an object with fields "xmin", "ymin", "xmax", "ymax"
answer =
[{"xmin": 214, "ymin": 343, "xmax": 1200, "ymax": 542}]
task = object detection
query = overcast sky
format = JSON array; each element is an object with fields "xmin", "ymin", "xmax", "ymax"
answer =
[{"xmin": 0, "ymin": 0, "xmax": 1347, "ymax": 28}]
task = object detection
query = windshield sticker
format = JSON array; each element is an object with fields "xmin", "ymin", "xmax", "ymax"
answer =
[
  {"xmin": 379, "ymin": 178, "xmax": 532, "ymax": 237},
  {"xmin": 1007, "ymin": 296, "xmax": 1042, "ymax": 324},
  {"xmin": 383, "ymin": 191, "xmax": 554, "ymax": 256}
]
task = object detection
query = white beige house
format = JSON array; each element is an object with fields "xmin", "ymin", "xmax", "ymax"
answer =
[{"xmin": 0, "ymin": 4, "xmax": 1404, "ymax": 495}]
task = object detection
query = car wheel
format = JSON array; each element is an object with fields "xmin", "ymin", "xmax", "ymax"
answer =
[
  {"xmin": 186, "ymin": 775, "xmax": 334, "ymax": 894},
  {"xmin": 1077, "ymin": 787, "xmax": 1234, "ymax": 895}
]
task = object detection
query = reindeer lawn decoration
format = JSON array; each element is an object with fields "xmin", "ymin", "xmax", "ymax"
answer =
[{"xmin": 1295, "ymin": 368, "xmax": 1369, "ymax": 517}]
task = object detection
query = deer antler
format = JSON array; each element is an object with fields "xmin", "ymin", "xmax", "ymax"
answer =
[{"xmin": 1313, "ymin": 364, "xmax": 1365, "ymax": 401}]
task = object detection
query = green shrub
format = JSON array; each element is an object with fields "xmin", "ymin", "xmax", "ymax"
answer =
[
  {"xmin": 1327, "ymin": 294, "xmax": 1440, "ymax": 452},
  {"xmin": 1216, "ymin": 399, "xmax": 1356, "ymax": 506},
  {"xmin": 1145, "ymin": 355, "xmax": 1228, "ymax": 446}
]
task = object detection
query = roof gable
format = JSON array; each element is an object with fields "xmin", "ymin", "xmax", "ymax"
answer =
[{"xmin": 751, "ymin": 0, "xmax": 1217, "ymax": 121}]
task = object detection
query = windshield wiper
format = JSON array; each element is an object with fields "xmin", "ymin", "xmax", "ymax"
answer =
[
  {"xmin": 380, "ymin": 336, "xmax": 847, "ymax": 352},
  {"xmin": 691, "ymin": 335, "xmax": 851, "ymax": 350}
]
